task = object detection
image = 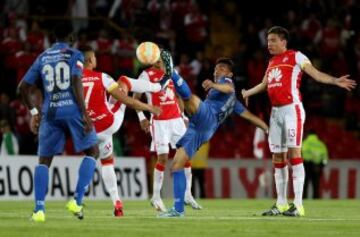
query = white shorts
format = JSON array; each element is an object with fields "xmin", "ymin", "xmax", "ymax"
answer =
[
  {"xmin": 97, "ymin": 104, "xmax": 126, "ymax": 159},
  {"xmin": 150, "ymin": 117, "xmax": 186, "ymax": 155},
  {"xmin": 268, "ymin": 103, "xmax": 305, "ymax": 153}
]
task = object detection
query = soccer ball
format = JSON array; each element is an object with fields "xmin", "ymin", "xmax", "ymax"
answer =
[{"xmin": 136, "ymin": 41, "xmax": 161, "ymax": 65}]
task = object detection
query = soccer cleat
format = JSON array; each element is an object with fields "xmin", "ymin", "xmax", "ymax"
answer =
[
  {"xmin": 262, "ymin": 203, "xmax": 289, "ymax": 216},
  {"xmin": 114, "ymin": 200, "xmax": 124, "ymax": 217},
  {"xmin": 158, "ymin": 75, "xmax": 171, "ymax": 91},
  {"xmin": 31, "ymin": 210, "xmax": 45, "ymax": 222},
  {"xmin": 66, "ymin": 199, "xmax": 84, "ymax": 220},
  {"xmin": 160, "ymin": 49, "xmax": 174, "ymax": 78},
  {"xmin": 150, "ymin": 197, "xmax": 167, "ymax": 212},
  {"xmin": 157, "ymin": 207, "xmax": 184, "ymax": 218},
  {"xmin": 184, "ymin": 196, "xmax": 203, "ymax": 210},
  {"xmin": 283, "ymin": 203, "xmax": 305, "ymax": 217}
]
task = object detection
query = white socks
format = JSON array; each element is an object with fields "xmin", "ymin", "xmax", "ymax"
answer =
[
  {"xmin": 153, "ymin": 166, "xmax": 164, "ymax": 199},
  {"xmin": 184, "ymin": 167, "xmax": 192, "ymax": 197},
  {"xmin": 274, "ymin": 166, "xmax": 289, "ymax": 206},
  {"xmin": 292, "ymin": 163, "xmax": 305, "ymax": 207},
  {"xmin": 101, "ymin": 165, "xmax": 121, "ymax": 205}
]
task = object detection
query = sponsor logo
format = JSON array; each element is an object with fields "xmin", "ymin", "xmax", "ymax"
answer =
[{"xmin": 268, "ymin": 68, "xmax": 283, "ymax": 88}]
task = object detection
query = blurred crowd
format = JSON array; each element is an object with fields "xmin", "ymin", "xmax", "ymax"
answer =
[{"xmin": 0, "ymin": 0, "xmax": 359, "ymax": 158}]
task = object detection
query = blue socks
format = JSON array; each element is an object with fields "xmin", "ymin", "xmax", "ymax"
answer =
[
  {"xmin": 34, "ymin": 165, "xmax": 49, "ymax": 212},
  {"xmin": 172, "ymin": 71, "xmax": 192, "ymax": 100},
  {"xmin": 74, "ymin": 156, "xmax": 96, "ymax": 205},
  {"xmin": 173, "ymin": 169, "xmax": 186, "ymax": 213}
]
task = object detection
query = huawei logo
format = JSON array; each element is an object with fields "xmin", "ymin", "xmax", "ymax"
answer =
[
  {"xmin": 268, "ymin": 68, "xmax": 282, "ymax": 83},
  {"xmin": 159, "ymin": 87, "xmax": 175, "ymax": 102}
]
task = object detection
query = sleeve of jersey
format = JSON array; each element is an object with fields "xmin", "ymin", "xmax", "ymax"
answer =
[
  {"xmin": 138, "ymin": 71, "xmax": 150, "ymax": 81},
  {"xmin": 102, "ymin": 73, "xmax": 118, "ymax": 92},
  {"xmin": 233, "ymin": 99, "xmax": 245, "ymax": 115},
  {"xmin": 295, "ymin": 51, "xmax": 311, "ymax": 70},
  {"xmin": 71, "ymin": 51, "xmax": 84, "ymax": 78},
  {"xmin": 23, "ymin": 57, "xmax": 41, "ymax": 85},
  {"xmin": 220, "ymin": 77, "xmax": 234, "ymax": 85}
]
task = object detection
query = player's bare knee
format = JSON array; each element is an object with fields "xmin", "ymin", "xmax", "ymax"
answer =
[
  {"xmin": 85, "ymin": 145, "xmax": 100, "ymax": 159},
  {"xmin": 157, "ymin": 154, "xmax": 168, "ymax": 165},
  {"xmin": 288, "ymin": 148, "xmax": 301, "ymax": 159},
  {"xmin": 184, "ymin": 95, "xmax": 200, "ymax": 115},
  {"xmin": 39, "ymin": 157, "xmax": 53, "ymax": 167},
  {"xmin": 272, "ymin": 152, "xmax": 286, "ymax": 163}
]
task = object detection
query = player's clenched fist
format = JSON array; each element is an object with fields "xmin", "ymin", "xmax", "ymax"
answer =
[{"xmin": 202, "ymin": 79, "xmax": 214, "ymax": 91}]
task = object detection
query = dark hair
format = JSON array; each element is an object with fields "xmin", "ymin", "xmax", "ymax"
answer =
[
  {"xmin": 267, "ymin": 26, "xmax": 289, "ymax": 41},
  {"xmin": 216, "ymin": 57, "xmax": 234, "ymax": 72},
  {"xmin": 53, "ymin": 22, "xmax": 73, "ymax": 40},
  {"xmin": 78, "ymin": 45, "xmax": 94, "ymax": 54}
]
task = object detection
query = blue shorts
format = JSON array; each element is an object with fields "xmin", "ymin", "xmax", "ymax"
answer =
[
  {"xmin": 38, "ymin": 116, "xmax": 98, "ymax": 157},
  {"xmin": 176, "ymin": 101, "xmax": 218, "ymax": 158}
]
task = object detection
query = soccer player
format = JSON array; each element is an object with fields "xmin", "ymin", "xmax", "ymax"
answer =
[
  {"xmin": 241, "ymin": 26, "xmax": 356, "ymax": 217},
  {"xmin": 158, "ymin": 52, "xmax": 269, "ymax": 217},
  {"xmin": 80, "ymin": 45, "xmax": 163, "ymax": 216},
  {"xmin": 18, "ymin": 23, "xmax": 99, "ymax": 222},
  {"xmin": 134, "ymin": 56, "xmax": 202, "ymax": 212}
]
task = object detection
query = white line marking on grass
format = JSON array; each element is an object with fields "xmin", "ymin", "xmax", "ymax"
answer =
[
  {"xmin": 1, "ymin": 212, "xmax": 360, "ymax": 222},
  {"xmin": 183, "ymin": 216, "xmax": 360, "ymax": 221}
]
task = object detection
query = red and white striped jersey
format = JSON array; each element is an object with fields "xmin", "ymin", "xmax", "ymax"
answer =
[
  {"xmin": 82, "ymin": 69, "xmax": 120, "ymax": 133},
  {"xmin": 266, "ymin": 50, "xmax": 311, "ymax": 106},
  {"xmin": 138, "ymin": 67, "xmax": 181, "ymax": 120}
]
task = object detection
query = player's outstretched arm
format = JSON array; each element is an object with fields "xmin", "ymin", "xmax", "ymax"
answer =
[
  {"xmin": 110, "ymin": 88, "xmax": 161, "ymax": 116},
  {"xmin": 202, "ymin": 79, "xmax": 234, "ymax": 94},
  {"xmin": 242, "ymin": 75, "xmax": 267, "ymax": 99},
  {"xmin": 239, "ymin": 110, "xmax": 269, "ymax": 134},
  {"xmin": 303, "ymin": 63, "xmax": 357, "ymax": 91}
]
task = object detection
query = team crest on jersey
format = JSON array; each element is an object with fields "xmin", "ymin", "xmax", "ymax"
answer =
[{"xmin": 282, "ymin": 57, "xmax": 289, "ymax": 62}]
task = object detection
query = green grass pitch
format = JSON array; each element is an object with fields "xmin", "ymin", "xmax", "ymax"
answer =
[{"xmin": 0, "ymin": 200, "xmax": 359, "ymax": 237}]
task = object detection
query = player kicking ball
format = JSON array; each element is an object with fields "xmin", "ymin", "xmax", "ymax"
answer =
[
  {"xmin": 158, "ymin": 52, "xmax": 269, "ymax": 217},
  {"xmin": 78, "ymin": 45, "xmax": 168, "ymax": 216},
  {"xmin": 134, "ymin": 50, "xmax": 202, "ymax": 212}
]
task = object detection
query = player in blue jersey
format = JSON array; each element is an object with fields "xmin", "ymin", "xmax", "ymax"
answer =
[
  {"xmin": 158, "ymin": 53, "xmax": 269, "ymax": 217},
  {"xmin": 18, "ymin": 23, "xmax": 99, "ymax": 222}
]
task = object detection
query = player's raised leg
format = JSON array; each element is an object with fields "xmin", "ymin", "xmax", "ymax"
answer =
[{"xmin": 118, "ymin": 75, "xmax": 162, "ymax": 93}]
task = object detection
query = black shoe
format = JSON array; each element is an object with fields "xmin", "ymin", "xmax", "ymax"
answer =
[
  {"xmin": 262, "ymin": 203, "xmax": 289, "ymax": 216},
  {"xmin": 282, "ymin": 203, "xmax": 305, "ymax": 217}
]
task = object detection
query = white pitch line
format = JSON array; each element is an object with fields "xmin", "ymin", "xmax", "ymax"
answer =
[{"xmin": 1, "ymin": 212, "xmax": 360, "ymax": 222}]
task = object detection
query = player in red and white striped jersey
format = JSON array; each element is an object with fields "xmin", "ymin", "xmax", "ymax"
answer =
[
  {"xmin": 134, "ymin": 59, "xmax": 202, "ymax": 212},
  {"xmin": 242, "ymin": 26, "xmax": 356, "ymax": 217},
  {"xmin": 81, "ymin": 46, "xmax": 162, "ymax": 216}
]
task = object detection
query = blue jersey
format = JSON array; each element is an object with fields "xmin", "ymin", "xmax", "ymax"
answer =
[
  {"xmin": 204, "ymin": 77, "xmax": 245, "ymax": 124},
  {"xmin": 176, "ymin": 76, "xmax": 245, "ymax": 158},
  {"xmin": 23, "ymin": 42, "xmax": 84, "ymax": 120}
]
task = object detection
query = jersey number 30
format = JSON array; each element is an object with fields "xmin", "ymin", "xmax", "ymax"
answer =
[{"xmin": 42, "ymin": 62, "xmax": 70, "ymax": 92}]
